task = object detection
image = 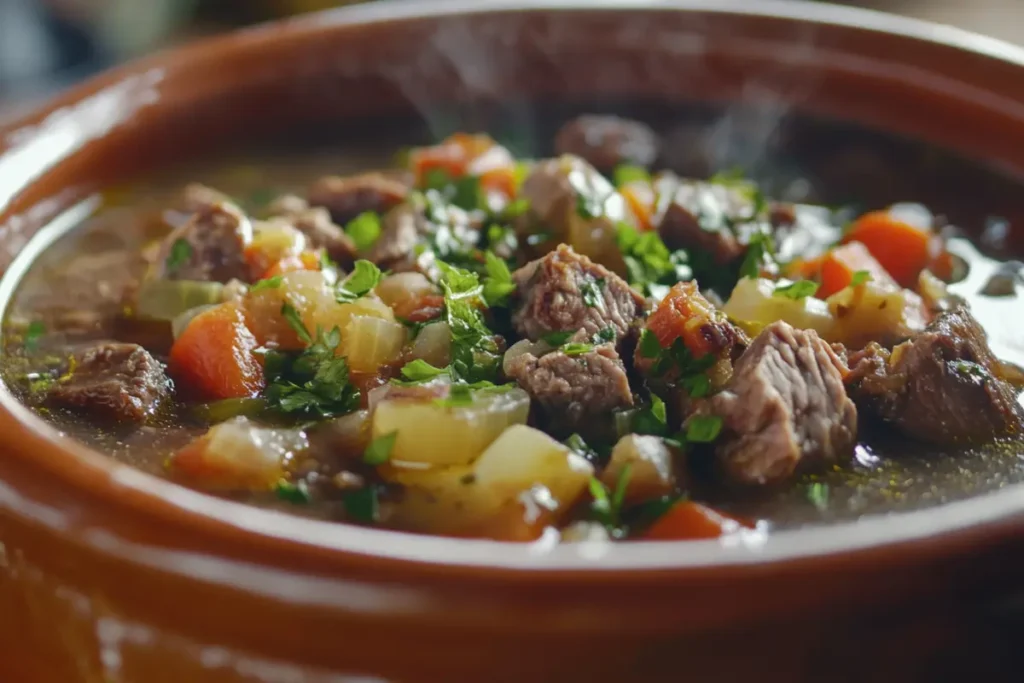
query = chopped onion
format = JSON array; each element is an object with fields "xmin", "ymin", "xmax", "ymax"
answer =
[
  {"xmin": 343, "ymin": 315, "xmax": 407, "ymax": 373},
  {"xmin": 136, "ymin": 279, "xmax": 226, "ymax": 321}
]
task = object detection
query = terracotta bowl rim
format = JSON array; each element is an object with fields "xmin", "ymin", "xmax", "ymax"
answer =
[{"xmin": 3, "ymin": 0, "xmax": 1024, "ymax": 578}]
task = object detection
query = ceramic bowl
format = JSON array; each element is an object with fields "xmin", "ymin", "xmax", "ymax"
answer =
[{"xmin": 2, "ymin": 2, "xmax": 1024, "ymax": 681}]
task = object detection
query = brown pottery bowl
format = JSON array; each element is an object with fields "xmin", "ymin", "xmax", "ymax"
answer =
[{"xmin": 3, "ymin": 1, "xmax": 1024, "ymax": 681}]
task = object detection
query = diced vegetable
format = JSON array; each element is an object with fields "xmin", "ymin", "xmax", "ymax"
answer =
[
  {"xmin": 309, "ymin": 410, "xmax": 372, "ymax": 454},
  {"xmin": 342, "ymin": 315, "xmax": 407, "ymax": 373},
  {"xmin": 816, "ymin": 241, "xmax": 896, "ymax": 298},
  {"xmin": 375, "ymin": 272, "xmax": 438, "ymax": 310},
  {"xmin": 315, "ymin": 296, "xmax": 395, "ymax": 342},
  {"xmin": 135, "ymin": 279, "xmax": 226, "ymax": 321},
  {"xmin": 826, "ymin": 278, "xmax": 927, "ymax": 349},
  {"xmin": 600, "ymin": 434, "xmax": 679, "ymax": 506},
  {"xmin": 407, "ymin": 321, "xmax": 452, "ymax": 368},
  {"xmin": 169, "ymin": 416, "xmax": 307, "ymax": 490},
  {"xmin": 723, "ymin": 277, "xmax": 834, "ymax": 339},
  {"xmin": 384, "ymin": 425, "xmax": 594, "ymax": 540},
  {"xmin": 171, "ymin": 304, "xmax": 216, "ymax": 339},
  {"xmin": 642, "ymin": 501, "xmax": 743, "ymax": 540},
  {"xmin": 646, "ymin": 281, "xmax": 728, "ymax": 358},
  {"xmin": 843, "ymin": 209, "xmax": 935, "ymax": 287},
  {"xmin": 409, "ymin": 133, "xmax": 512, "ymax": 185},
  {"xmin": 262, "ymin": 250, "xmax": 321, "ymax": 278},
  {"xmin": 621, "ymin": 182, "xmax": 655, "ymax": 231},
  {"xmin": 169, "ymin": 302, "xmax": 265, "ymax": 400},
  {"xmin": 244, "ymin": 221, "xmax": 307, "ymax": 280},
  {"xmin": 371, "ymin": 386, "xmax": 531, "ymax": 466},
  {"xmin": 243, "ymin": 270, "xmax": 334, "ymax": 349}
]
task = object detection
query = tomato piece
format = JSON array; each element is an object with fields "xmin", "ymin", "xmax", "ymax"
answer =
[{"xmin": 645, "ymin": 281, "xmax": 724, "ymax": 358}]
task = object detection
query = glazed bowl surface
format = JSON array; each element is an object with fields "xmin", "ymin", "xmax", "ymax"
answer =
[{"xmin": 3, "ymin": 1, "xmax": 1024, "ymax": 681}]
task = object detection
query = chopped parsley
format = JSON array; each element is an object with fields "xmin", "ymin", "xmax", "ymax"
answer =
[
  {"xmin": 437, "ymin": 262, "xmax": 502, "ymax": 384},
  {"xmin": 344, "ymin": 211, "xmax": 382, "ymax": 251},
  {"xmin": 399, "ymin": 359, "xmax": 449, "ymax": 382},
  {"xmin": 686, "ymin": 415, "xmax": 723, "ymax": 443},
  {"xmin": 262, "ymin": 315, "xmax": 360, "ymax": 418},
  {"xmin": 423, "ymin": 168, "xmax": 482, "ymax": 211},
  {"xmin": 580, "ymin": 277, "xmax": 606, "ymax": 308},
  {"xmin": 592, "ymin": 327, "xmax": 616, "ymax": 344},
  {"xmin": 363, "ymin": 431, "xmax": 398, "ymax": 465},
  {"xmin": 616, "ymin": 222, "xmax": 692, "ymax": 296},
  {"xmin": 23, "ymin": 321, "xmax": 45, "ymax": 352},
  {"xmin": 543, "ymin": 330, "xmax": 574, "ymax": 346},
  {"xmin": 250, "ymin": 275, "xmax": 283, "ymax": 292},
  {"xmin": 482, "ymin": 250, "xmax": 516, "ymax": 307},
  {"xmin": 681, "ymin": 372, "xmax": 711, "ymax": 398},
  {"xmin": 638, "ymin": 328, "xmax": 662, "ymax": 359},
  {"xmin": 165, "ymin": 238, "xmax": 192, "ymax": 272},
  {"xmin": 773, "ymin": 279, "xmax": 820, "ymax": 300},
  {"xmin": 589, "ymin": 464, "xmax": 632, "ymax": 535},
  {"xmin": 951, "ymin": 359, "xmax": 988, "ymax": 380},
  {"xmin": 336, "ymin": 260, "xmax": 383, "ymax": 302},
  {"xmin": 648, "ymin": 336, "xmax": 717, "ymax": 382},
  {"xmin": 632, "ymin": 394, "xmax": 668, "ymax": 436},
  {"xmin": 613, "ymin": 165, "xmax": 651, "ymax": 187},
  {"xmin": 806, "ymin": 482, "xmax": 829, "ymax": 511},
  {"xmin": 708, "ymin": 168, "xmax": 767, "ymax": 220},
  {"xmin": 850, "ymin": 270, "xmax": 873, "ymax": 287},
  {"xmin": 565, "ymin": 433, "xmax": 602, "ymax": 464},
  {"xmin": 738, "ymin": 230, "xmax": 775, "ymax": 280},
  {"xmin": 562, "ymin": 342, "xmax": 594, "ymax": 357},
  {"xmin": 274, "ymin": 479, "xmax": 311, "ymax": 505},
  {"xmin": 342, "ymin": 486, "xmax": 379, "ymax": 523}
]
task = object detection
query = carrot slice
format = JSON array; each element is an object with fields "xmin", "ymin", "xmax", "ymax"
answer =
[
  {"xmin": 842, "ymin": 210, "xmax": 934, "ymax": 287},
  {"xmin": 621, "ymin": 184, "xmax": 655, "ymax": 231},
  {"xmin": 817, "ymin": 241, "xmax": 897, "ymax": 298},
  {"xmin": 645, "ymin": 281, "xmax": 725, "ymax": 358},
  {"xmin": 410, "ymin": 133, "xmax": 502, "ymax": 185},
  {"xmin": 643, "ymin": 501, "xmax": 745, "ymax": 541},
  {"xmin": 169, "ymin": 302, "xmax": 265, "ymax": 400}
]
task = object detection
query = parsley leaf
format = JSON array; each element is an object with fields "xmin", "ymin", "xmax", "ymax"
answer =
[
  {"xmin": 773, "ymin": 279, "xmax": 820, "ymax": 300},
  {"xmin": 638, "ymin": 328, "xmax": 662, "ymax": 359},
  {"xmin": 686, "ymin": 415, "xmax": 723, "ymax": 443},
  {"xmin": 363, "ymin": 431, "xmax": 397, "ymax": 465},
  {"xmin": 400, "ymin": 359, "xmax": 449, "ymax": 382},
  {"xmin": 739, "ymin": 230, "xmax": 775, "ymax": 280},
  {"xmin": 275, "ymin": 479, "xmax": 311, "ymax": 505},
  {"xmin": 344, "ymin": 212, "xmax": 382, "ymax": 251},
  {"xmin": 23, "ymin": 321, "xmax": 45, "ymax": 352},
  {"xmin": 543, "ymin": 331, "xmax": 574, "ymax": 347},
  {"xmin": 263, "ymin": 325, "xmax": 360, "ymax": 419},
  {"xmin": 807, "ymin": 482, "xmax": 829, "ymax": 511},
  {"xmin": 613, "ymin": 165, "xmax": 651, "ymax": 187},
  {"xmin": 616, "ymin": 222, "xmax": 692, "ymax": 296},
  {"xmin": 424, "ymin": 168, "xmax": 482, "ymax": 211},
  {"xmin": 336, "ymin": 260, "xmax": 383, "ymax": 302},
  {"xmin": 589, "ymin": 464, "xmax": 632, "ymax": 535},
  {"xmin": 251, "ymin": 275, "xmax": 283, "ymax": 292},
  {"xmin": 593, "ymin": 327, "xmax": 616, "ymax": 344},
  {"xmin": 562, "ymin": 342, "xmax": 594, "ymax": 357},
  {"xmin": 437, "ymin": 261, "xmax": 501, "ymax": 384},
  {"xmin": 850, "ymin": 270, "xmax": 872, "ymax": 287},
  {"xmin": 681, "ymin": 372, "xmax": 711, "ymax": 398},
  {"xmin": 342, "ymin": 486, "xmax": 379, "ymax": 523},
  {"xmin": 482, "ymin": 250, "xmax": 516, "ymax": 307},
  {"xmin": 633, "ymin": 394, "xmax": 668, "ymax": 436},
  {"xmin": 280, "ymin": 303, "xmax": 313, "ymax": 345},
  {"xmin": 165, "ymin": 238, "xmax": 192, "ymax": 272},
  {"xmin": 580, "ymin": 277, "xmax": 606, "ymax": 309}
]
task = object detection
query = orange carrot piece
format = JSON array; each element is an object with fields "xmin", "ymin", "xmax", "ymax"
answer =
[
  {"xmin": 479, "ymin": 166, "xmax": 518, "ymax": 200},
  {"xmin": 410, "ymin": 133, "xmax": 500, "ymax": 185},
  {"xmin": 393, "ymin": 293, "xmax": 445, "ymax": 324},
  {"xmin": 621, "ymin": 184, "xmax": 655, "ymax": 231},
  {"xmin": 818, "ymin": 241, "xmax": 897, "ymax": 298},
  {"xmin": 262, "ymin": 250, "xmax": 322, "ymax": 279},
  {"xmin": 643, "ymin": 501, "xmax": 745, "ymax": 541},
  {"xmin": 169, "ymin": 302, "xmax": 265, "ymax": 401},
  {"xmin": 646, "ymin": 281, "xmax": 725, "ymax": 358},
  {"xmin": 843, "ymin": 210, "xmax": 934, "ymax": 287}
]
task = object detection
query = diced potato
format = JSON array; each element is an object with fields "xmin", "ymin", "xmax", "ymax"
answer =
[
  {"xmin": 723, "ymin": 277, "xmax": 835, "ymax": 338},
  {"xmin": 342, "ymin": 315, "xmax": 407, "ymax": 373},
  {"xmin": 312, "ymin": 295, "xmax": 395, "ymax": 339},
  {"xmin": 243, "ymin": 269, "xmax": 334, "ymax": 348},
  {"xmin": 372, "ymin": 387, "xmax": 530, "ymax": 466},
  {"xmin": 601, "ymin": 434, "xmax": 679, "ymax": 506},
  {"xmin": 407, "ymin": 321, "xmax": 452, "ymax": 368},
  {"xmin": 168, "ymin": 416, "xmax": 308, "ymax": 490},
  {"xmin": 375, "ymin": 272, "xmax": 438, "ymax": 310},
  {"xmin": 827, "ymin": 280, "xmax": 926, "ymax": 348},
  {"xmin": 384, "ymin": 425, "xmax": 594, "ymax": 541},
  {"xmin": 246, "ymin": 220, "xmax": 307, "ymax": 278}
]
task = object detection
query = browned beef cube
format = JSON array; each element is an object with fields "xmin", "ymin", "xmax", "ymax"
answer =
[
  {"xmin": 47, "ymin": 343, "xmax": 171, "ymax": 423},
  {"xmin": 848, "ymin": 307, "xmax": 1024, "ymax": 445},
  {"xmin": 291, "ymin": 207, "xmax": 358, "ymax": 268},
  {"xmin": 158, "ymin": 202, "xmax": 253, "ymax": 283},
  {"xmin": 308, "ymin": 172, "xmax": 408, "ymax": 226},
  {"xmin": 707, "ymin": 321, "xmax": 857, "ymax": 487},
  {"xmin": 505, "ymin": 343, "xmax": 633, "ymax": 436},
  {"xmin": 511, "ymin": 245, "xmax": 646, "ymax": 344},
  {"xmin": 554, "ymin": 115, "xmax": 659, "ymax": 172},
  {"xmin": 365, "ymin": 203, "xmax": 426, "ymax": 270}
]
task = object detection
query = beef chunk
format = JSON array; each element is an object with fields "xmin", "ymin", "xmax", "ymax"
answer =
[
  {"xmin": 848, "ymin": 307, "xmax": 1024, "ymax": 445},
  {"xmin": 553, "ymin": 115, "xmax": 659, "ymax": 172},
  {"xmin": 308, "ymin": 172, "xmax": 408, "ymax": 226},
  {"xmin": 291, "ymin": 207, "xmax": 358, "ymax": 268},
  {"xmin": 182, "ymin": 183, "xmax": 232, "ymax": 214},
  {"xmin": 505, "ymin": 343, "xmax": 633, "ymax": 436},
  {"xmin": 158, "ymin": 202, "xmax": 253, "ymax": 283},
  {"xmin": 512, "ymin": 245, "xmax": 645, "ymax": 343},
  {"xmin": 47, "ymin": 343, "xmax": 171, "ymax": 423},
  {"xmin": 365, "ymin": 203, "xmax": 426, "ymax": 270},
  {"xmin": 707, "ymin": 321, "xmax": 857, "ymax": 487},
  {"xmin": 653, "ymin": 174, "xmax": 765, "ymax": 265}
]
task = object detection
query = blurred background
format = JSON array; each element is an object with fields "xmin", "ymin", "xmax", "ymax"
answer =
[{"xmin": 0, "ymin": 0, "xmax": 1022, "ymax": 121}]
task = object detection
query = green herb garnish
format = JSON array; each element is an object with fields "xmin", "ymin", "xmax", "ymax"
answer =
[
  {"xmin": 633, "ymin": 394, "xmax": 668, "ymax": 436},
  {"xmin": 250, "ymin": 275, "xmax": 283, "ymax": 292},
  {"xmin": 482, "ymin": 250, "xmax": 516, "ymax": 307},
  {"xmin": 807, "ymin": 482, "xmax": 829, "ymax": 511},
  {"xmin": 543, "ymin": 331, "xmax": 574, "ymax": 347},
  {"xmin": 165, "ymin": 238, "xmax": 192, "ymax": 272},
  {"xmin": 263, "ymin": 323, "xmax": 360, "ymax": 419},
  {"xmin": 681, "ymin": 372, "xmax": 711, "ymax": 398},
  {"xmin": 280, "ymin": 302, "xmax": 313, "ymax": 344},
  {"xmin": 616, "ymin": 222, "xmax": 692, "ymax": 296},
  {"xmin": 23, "ymin": 321, "xmax": 46, "ymax": 352},
  {"xmin": 686, "ymin": 415, "xmax": 723, "ymax": 443},
  {"xmin": 773, "ymin": 279, "xmax": 820, "ymax": 300},
  {"xmin": 400, "ymin": 359, "xmax": 449, "ymax": 382},
  {"xmin": 336, "ymin": 260, "xmax": 383, "ymax": 302},
  {"xmin": 739, "ymin": 230, "xmax": 775, "ymax": 280},
  {"xmin": 613, "ymin": 165, "xmax": 650, "ymax": 187},
  {"xmin": 275, "ymin": 479, "xmax": 311, "ymax": 505},
  {"xmin": 423, "ymin": 168, "xmax": 483, "ymax": 212},
  {"xmin": 850, "ymin": 270, "xmax": 872, "ymax": 287},
  {"xmin": 437, "ymin": 261, "xmax": 502, "ymax": 384},
  {"xmin": 638, "ymin": 328, "xmax": 662, "ymax": 359},
  {"xmin": 342, "ymin": 486, "xmax": 380, "ymax": 523},
  {"xmin": 363, "ymin": 431, "xmax": 398, "ymax": 465},
  {"xmin": 344, "ymin": 211, "xmax": 382, "ymax": 251},
  {"xmin": 580, "ymin": 277, "xmax": 606, "ymax": 309},
  {"xmin": 593, "ymin": 327, "xmax": 616, "ymax": 344},
  {"xmin": 589, "ymin": 464, "xmax": 632, "ymax": 535},
  {"xmin": 562, "ymin": 343, "xmax": 594, "ymax": 357}
]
